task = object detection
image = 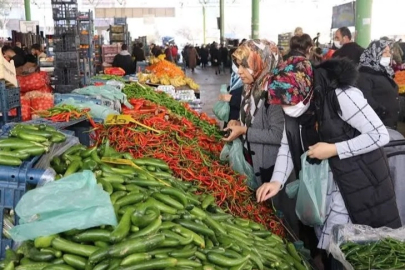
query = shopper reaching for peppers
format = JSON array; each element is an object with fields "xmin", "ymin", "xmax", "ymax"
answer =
[
  {"xmin": 257, "ymin": 54, "xmax": 401, "ymax": 267},
  {"xmin": 222, "ymin": 39, "xmax": 284, "ymax": 190}
]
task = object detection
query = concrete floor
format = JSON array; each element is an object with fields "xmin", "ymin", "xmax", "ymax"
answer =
[{"xmin": 187, "ymin": 67, "xmax": 231, "ymax": 118}]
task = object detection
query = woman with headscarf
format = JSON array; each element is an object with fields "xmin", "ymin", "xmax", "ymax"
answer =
[
  {"xmin": 223, "ymin": 39, "xmax": 284, "ymax": 190},
  {"xmin": 257, "ymin": 55, "xmax": 401, "ymax": 267},
  {"xmin": 357, "ymin": 39, "xmax": 399, "ymax": 130},
  {"xmin": 217, "ymin": 63, "xmax": 244, "ymax": 126}
]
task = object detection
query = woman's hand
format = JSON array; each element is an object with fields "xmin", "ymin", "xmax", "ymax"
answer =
[
  {"xmin": 227, "ymin": 120, "xmax": 241, "ymax": 127},
  {"xmin": 308, "ymin": 142, "xmax": 337, "ymax": 160},
  {"xmin": 222, "ymin": 126, "xmax": 247, "ymax": 142},
  {"xmin": 219, "ymin": 94, "xmax": 232, "ymax": 102},
  {"xmin": 256, "ymin": 182, "xmax": 282, "ymax": 202}
]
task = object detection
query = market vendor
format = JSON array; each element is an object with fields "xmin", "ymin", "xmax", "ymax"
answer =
[
  {"xmin": 2, "ymin": 45, "xmax": 26, "ymax": 68},
  {"xmin": 223, "ymin": 39, "xmax": 284, "ymax": 190},
  {"xmin": 257, "ymin": 52, "xmax": 401, "ymax": 268},
  {"xmin": 112, "ymin": 44, "xmax": 134, "ymax": 75},
  {"xmin": 31, "ymin": 43, "xmax": 47, "ymax": 60}
]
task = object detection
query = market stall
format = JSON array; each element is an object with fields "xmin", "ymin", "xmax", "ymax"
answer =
[{"xmin": 0, "ymin": 45, "xmax": 320, "ymax": 270}]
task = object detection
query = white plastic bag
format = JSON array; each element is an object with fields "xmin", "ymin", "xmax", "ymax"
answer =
[{"xmin": 35, "ymin": 134, "xmax": 80, "ymax": 170}]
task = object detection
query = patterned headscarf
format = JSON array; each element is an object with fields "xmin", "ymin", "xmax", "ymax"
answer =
[
  {"xmin": 359, "ymin": 39, "xmax": 394, "ymax": 78},
  {"xmin": 232, "ymin": 39, "xmax": 281, "ymax": 127},
  {"xmin": 268, "ymin": 56, "xmax": 313, "ymax": 105}
]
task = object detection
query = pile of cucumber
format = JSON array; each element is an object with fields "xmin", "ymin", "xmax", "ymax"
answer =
[
  {"xmin": 0, "ymin": 124, "xmax": 66, "ymax": 167},
  {"xmin": 1, "ymin": 144, "xmax": 309, "ymax": 270}
]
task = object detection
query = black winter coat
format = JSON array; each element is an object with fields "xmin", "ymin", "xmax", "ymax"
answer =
[
  {"xmin": 356, "ymin": 66, "xmax": 399, "ymax": 129},
  {"xmin": 210, "ymin": 48, "xmax": 220, "ymax": 67},
  {"xmin": 228, "ymin": 85, "xmax": 243, "ymax": 122},
  {"xmin": 285, "ymin": 59, "xmax": 401, "ymax": 229},
  {"xmin": 112, "ymin": 53, "xmax": 134, "ymax": 75},
  {"xmin": 332, "ymin": 42, "xmax": 364, "ymax": 64},
  {"xmin": 132, "ymin": 47, "xmax": 145, "ymax": 62}
]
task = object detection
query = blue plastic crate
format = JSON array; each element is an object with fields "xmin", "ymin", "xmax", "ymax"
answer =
[
  {"xmin": 0, "ymin": 154, "xmax": 44, "ymax": 258},
  {"xmin": 0, "ymin": 83, "xmax": 20, "ymax": 111},
  {"xmin": 0, "ymin": 184, "xmax": 24, "ymax": 258}
]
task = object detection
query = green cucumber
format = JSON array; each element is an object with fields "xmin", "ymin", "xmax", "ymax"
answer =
[
  {"xmin": 73, "ymin": 229, "xmax": 111, "ymax": 243},
  {"xmin": 120, "ymin": 253, "xmax": 152, "ymax": 266},
  {"xmin": 108, "ymin": 234, "xmax": 165, "ymax": 258},
  {"xmin": 0, "ymin": 138, "xmax": 43, "ymax": 148},
  {"xmin": 63, "ymin": 254, "xmax": 87, "ymax": 270},
  {"xmin": 52, "ymin": 238, "xmax": 98, "ymax": 257},
  {"xmin": 0, "ymin": 155, "xmax": 22, "ymax": 166},
  {"xmin": 119, "ymin": 258, "xmax": 176, "ymax": 270},
  {"xmin": 207, "ymin": 253, "xmax": 250, "ymax": 267},
  {"xmin": 110, "ymin": 207, "xmax": 134, "ymax": 243},
  {"xmin": 130, "ymin": 216, "xmax": 161, "ymax": 238},
  {"xmin": 64, "ymin": 160, "xmax": 82, "ymax": 177}
]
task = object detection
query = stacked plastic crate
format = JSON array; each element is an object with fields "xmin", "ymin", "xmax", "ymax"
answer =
[
  {"xmin": 0, "ymin": 55, "xmax": 21, "ymax": 127},
  {"xmin": 110, "ymin": 17, "xmax": 128, "ymax": 45},
  {"xmin": 52, "ymin": 0, "xmax": 81, "ymax": 93},
  {"xmin": 78, "ymin": 10, "xmax": 94, "ymax": 85}
]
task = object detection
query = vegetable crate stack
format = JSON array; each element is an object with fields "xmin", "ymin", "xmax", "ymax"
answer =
[
  {"xmin": 77, "ymin": 10, "xmax": 95, "ymax": 85},
  {"xmin": 93, "ymin": 35, "xmax": 104, "ymax": 73},
  {"xmin": 0, "ymin": 55, "xmax": 22, "ymax": 126},
  {"xmin": 110, "ymin": 17, "xmax": 128, "ymax": 45},
  {"xmin": 52, "ymin": 0, "xmax": 82, "ymax": 93}
]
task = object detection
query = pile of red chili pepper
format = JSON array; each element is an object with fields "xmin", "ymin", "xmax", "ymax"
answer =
[
  {"xmin": 36, "ymin": 104, "xmax": 90, "ymax": 122},
  {"xmin": 92, "ymin": 98, "xmax": 284, "ymax": 235}
]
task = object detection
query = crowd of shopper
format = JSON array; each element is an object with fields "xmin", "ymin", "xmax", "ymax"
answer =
[{"xmin": 217, "ymin": 27, "xmax": 404, "ymax": 270}]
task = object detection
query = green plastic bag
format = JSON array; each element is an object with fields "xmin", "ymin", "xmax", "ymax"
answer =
[
  {"xmin": 10, "ymin": 171, "xmax": 117, "ymax": 241},
  {"xmin": 220, "ymin": 138, "xmax": 256, "ymax": 189},
  {"xmin": 285, "ymin": 152, "xmax": 329, "ymax": 226},
  {"xmin": 213, "ymin": 84, "xmax": 230, "ymax": 121}
]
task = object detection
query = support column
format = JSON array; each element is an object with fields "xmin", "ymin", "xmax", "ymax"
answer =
[
  {"xmin": 24, "ymin": 0, "xmax": 31, "ymax": 21},
  {"xmin": 202, "ymin": 5, "xmax": 206, "ymax": 44},
  {"xmin": 251, "ymin": 0, "xmax": 259, "ymax": 39},
  {"xmin": 219, "ymin": 0, "xmax": 224, "ymax": 43},
  {"xmin": 355, "ymin": 0, "xmax": 373, "ymax": 47}
]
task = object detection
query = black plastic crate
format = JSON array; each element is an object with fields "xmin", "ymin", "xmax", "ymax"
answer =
[
  {"xmin": 54, "ymin": 25, "xmax": 77, "ymax": 36},
  {"xmin": 54, "ymin": 51, "xmax": 79, "ymax": 68},
  {"xmin": 53, "ymin": 35, "xmax": 79, "ymax": 52},
  {"xmin": 52, "ymin": 3, "xmax": 78, "ymax": 21},
  {"xmin": 53, "ymin": 68, "xmax": 81, "ymax": 85},
  {"xmin": 55, "ymin": 59, "xmax": 79, "ymax": 69},
  {"xmin": 66, "ymin": 120, "xmax": 92, "ymax": 146},
  {"xmin": 54, "ymin": 85, "xmax": 79, "ymax": 94},
  {"xmin": 79, "ymin": 34, "xmax": 90, "ymax": 45},
  {"xmin": 54, "ymin": 51, "xmax": 78, "ymax": 62}
]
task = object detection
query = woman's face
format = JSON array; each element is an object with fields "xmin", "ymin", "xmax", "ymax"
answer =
[
  {"xmin": 236, "ymin": 60, "xmax": 254, "ymax": 84},
  {"xmin": 382, "ymin": 46, "xmax": 391, "ymax": 57}
]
